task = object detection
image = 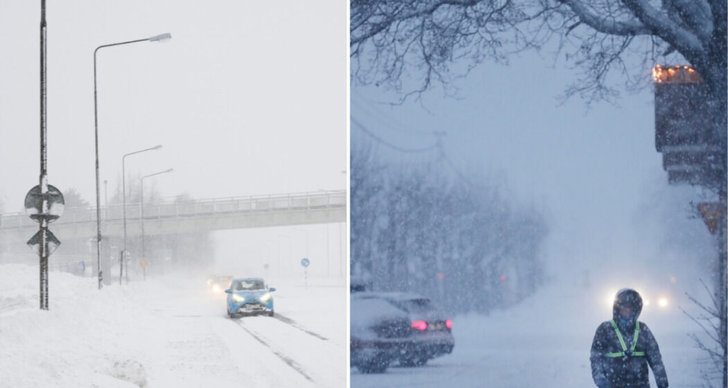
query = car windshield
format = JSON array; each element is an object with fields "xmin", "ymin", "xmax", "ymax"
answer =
[
  {"xmin": 388, "ymin": 298, "xmax": 434, "ymax": 313},
  {"xmin": 233, "ymin": 280, "xmax": 265, "ymax": 291}
]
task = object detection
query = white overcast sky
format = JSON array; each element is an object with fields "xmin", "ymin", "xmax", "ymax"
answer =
[{"xmin": 0, "ymin": 0, "xmax": 346, "ymax": 211}]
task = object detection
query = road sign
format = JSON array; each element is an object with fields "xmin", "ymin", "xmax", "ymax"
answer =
[
  {"xmin": 301, "ymin": 258, "xmax": 310, "ymax": 268},
  {"xmin": 24, "ymin": 184, "xmax": 64, "ymax": 222},
  {"xmin": 26, "ymin": 229, "xmax": 61, "ymax": 255},
  {"xmin": 698, "ymin": 202, "xmax": 724, "ymax": 234}
]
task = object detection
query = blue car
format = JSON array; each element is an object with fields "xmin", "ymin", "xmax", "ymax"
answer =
[{"xmin": 225, "ymin": 278, "xmax": 276, "ymax": 318}]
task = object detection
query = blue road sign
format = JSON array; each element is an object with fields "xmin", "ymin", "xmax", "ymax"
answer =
[{"xmin": 300, "ymin": 258, "xmax": 310, "ymax": 268}]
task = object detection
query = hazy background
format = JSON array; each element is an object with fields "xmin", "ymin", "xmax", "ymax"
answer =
[
  {"xmin": 350, "ymin": 42, "xmax": 718, "ymax": 385},
  {"xmin": 0, "ymin": 0, "xmax": 347, "ymax": 279},
  {"xmin": 351, "ymin": 49, "xmax": 715, "ymax": 306}
]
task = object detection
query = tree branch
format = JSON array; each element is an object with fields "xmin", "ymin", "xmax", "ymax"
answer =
[
  {"xmin": 561, "ymin": 0, "xmax": 650, "ymax": 36},
  {"xmin": 666, "ymin": 0, "xmax": 713, "ymax": 41},
  {"xmin": 620, "ymin": 0, "xmax": 705, "ymax": 57}
]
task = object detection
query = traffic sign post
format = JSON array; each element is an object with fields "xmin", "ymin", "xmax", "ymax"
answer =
[
  {"xmin": 25, "ymin": 184, "xmax": 64, "ymax": 311},
  {"xmin": 698, "ymin": 202, "xmax": 724, "ymax": 234},
  {"xmin": 301, "ymin": 258, "xmax": 310, "ymax": 288},
  {"xmin": 140, "ymin": 259, "xmax": 148, "ymax": 281}
]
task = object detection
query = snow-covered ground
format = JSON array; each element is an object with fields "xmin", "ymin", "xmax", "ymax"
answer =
[
  {"xmin": 0, "ymin": 264, "xmax": 346, "ymax": 387},
  {"xmin": 351, "ymin": 280, "xmax": 711, "ymax": 387}
]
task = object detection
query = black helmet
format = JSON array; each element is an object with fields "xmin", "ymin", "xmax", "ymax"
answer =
[{"xmin": 613, "ymin": 288, "xmax": 643, "ymax": 319}]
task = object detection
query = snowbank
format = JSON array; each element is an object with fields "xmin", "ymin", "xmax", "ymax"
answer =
[{"xmin": 0, "ymin": 264, "xmax": 346, "ymax": 387}]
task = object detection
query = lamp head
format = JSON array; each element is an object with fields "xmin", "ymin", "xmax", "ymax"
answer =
[{"xmin": 148, "ymin": 33, "xmax": 172, "ymax": 42}]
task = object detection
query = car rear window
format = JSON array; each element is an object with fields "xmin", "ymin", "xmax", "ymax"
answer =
[
  {"xmin": 388, "ymin": 298, "xmax": 434, "ymax": 313},
  {"xmin": 351, "ymin": 298, "xmax": 407, "ymax": 331}
]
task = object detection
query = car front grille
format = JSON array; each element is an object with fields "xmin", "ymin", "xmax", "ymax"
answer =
[{"xmin": 237, "ymin": 303, "xmax": 268, "ymax": 312}]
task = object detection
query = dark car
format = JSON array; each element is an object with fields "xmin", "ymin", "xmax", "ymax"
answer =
[
  {"xmin": 350, "ymin": 292, "xmax": 454, "ymax": 373},
  {"xmin": 350, "ymin": 274, "xmax": 373, "ymax": 293},
  {"xmin": 350, "ymin": 296, "xmax": 409, "ymax": 373}
]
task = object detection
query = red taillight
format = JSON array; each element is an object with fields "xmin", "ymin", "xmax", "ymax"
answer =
[
  {"xmin": 446, "ymin": 319, "xmax": 452, "ymax": 329},
  {"xmin": 411, "ymin": 320, "xmax": 427, "ymax": 331}
]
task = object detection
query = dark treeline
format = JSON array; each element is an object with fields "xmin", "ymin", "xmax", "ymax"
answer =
[{"xmin": 351, "ymin": 144, "xmax": 548, "ymax": 314}]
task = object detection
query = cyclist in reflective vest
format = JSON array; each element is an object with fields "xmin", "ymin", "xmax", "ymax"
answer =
[{"xmin": 590, "ymin": 288, "xmax": 668, "ymax": 388}]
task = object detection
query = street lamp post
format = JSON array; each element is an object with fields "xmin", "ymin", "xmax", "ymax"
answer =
[
  {"xmin": 121, "ymin": 145, "xmax": 162, "ymax": 284},
  {"xmin": 140, "ymin": 168, "xmax": 173, "ymax": 276},
  {"xmin": 93, "ymin": 32, "xmax": 171, "ymax": 289},
  {"xmin": 103, "ymin": 180, "xmax": 108, "ymax": 217}
]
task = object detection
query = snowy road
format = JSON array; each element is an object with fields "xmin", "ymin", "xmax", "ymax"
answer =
[
  {"xmin": 0, "ymin": 264, "xmax": 346, "ymax": 387},
  {"xmin": 351, "ymin": 284, "xmax": 710, "ymax": 387}
]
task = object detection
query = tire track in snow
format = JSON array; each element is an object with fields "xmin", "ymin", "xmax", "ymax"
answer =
[
  {"xmin": 233, "ymin": 319, "xmax": 314, "ymax": 382},
  {"xmin": 273, "ymin": 313, "xmax": 329, "ymax": 341}
]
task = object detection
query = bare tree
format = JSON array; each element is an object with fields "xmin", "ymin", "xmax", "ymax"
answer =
[
  {"xmin": 682, "ymin": 280, "xmax": 725, "ymax": 387},
  {"xmin": 350, "ymin": 146, "xmax": 548, "ymax": 312},
  {"xmin": 61, "ymin": 188, "xmax": 91, "ymax": 209},
  {"xmin": 353, "ymin": 2, "xmax": 726, "ymax": 383},
  {"xmin": 351, "ymin": 0, "xmax": 725, "ymax": 136},
  {"xmin": 351, "ymin": 0, "xmax": 528, "ymax": 97}
]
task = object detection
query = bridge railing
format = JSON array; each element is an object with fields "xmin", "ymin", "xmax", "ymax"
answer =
[{"xmin": 0, "ymin": 190, "xmax": 346, "ymax": 230}]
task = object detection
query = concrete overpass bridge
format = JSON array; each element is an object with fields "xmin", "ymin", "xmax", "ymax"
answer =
[{"xmin": 0, "ymin": 190, "xmax": 346, "ymax": 246}]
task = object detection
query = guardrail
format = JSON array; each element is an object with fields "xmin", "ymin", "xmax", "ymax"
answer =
[{"xmin": 0, "ymin": 190, "xmax": 346, "ymax": 230}]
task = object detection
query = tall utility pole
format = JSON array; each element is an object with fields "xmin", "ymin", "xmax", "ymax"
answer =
[
  {"xmin": 721, "ymin": 209, "xmax": 727, "ymax": 388},
  {"xmin": 39, "ymin": 0, "xmax": 48, "ymax": 310},
  {"xmin": 25, "ymin": 0, "xmax": 63, "ymax": 310}
]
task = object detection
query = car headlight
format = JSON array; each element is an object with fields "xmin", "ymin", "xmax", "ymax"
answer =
[
  {"xmin": 232, "ymin": 294, "xmax": 245, "ymax": 302},
  {"xmin": 259, "ymin": 293, "xmax": 271, "ymax": 303},
  {"xmin": 212, "ymin": 284, "xmax": 222, "ymax": 293}
]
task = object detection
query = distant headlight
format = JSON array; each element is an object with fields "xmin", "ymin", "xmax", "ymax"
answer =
[
  {"xmin": 212, "ymin": 284, "xmax": 222, "ymax": 293},
  {"xmin": 232, "ymin": 294, "xmax": 245, "ymax": 302},
  {"xmin": 259, "ymin": 293, "xmax": 271, "ymax": 303}
]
